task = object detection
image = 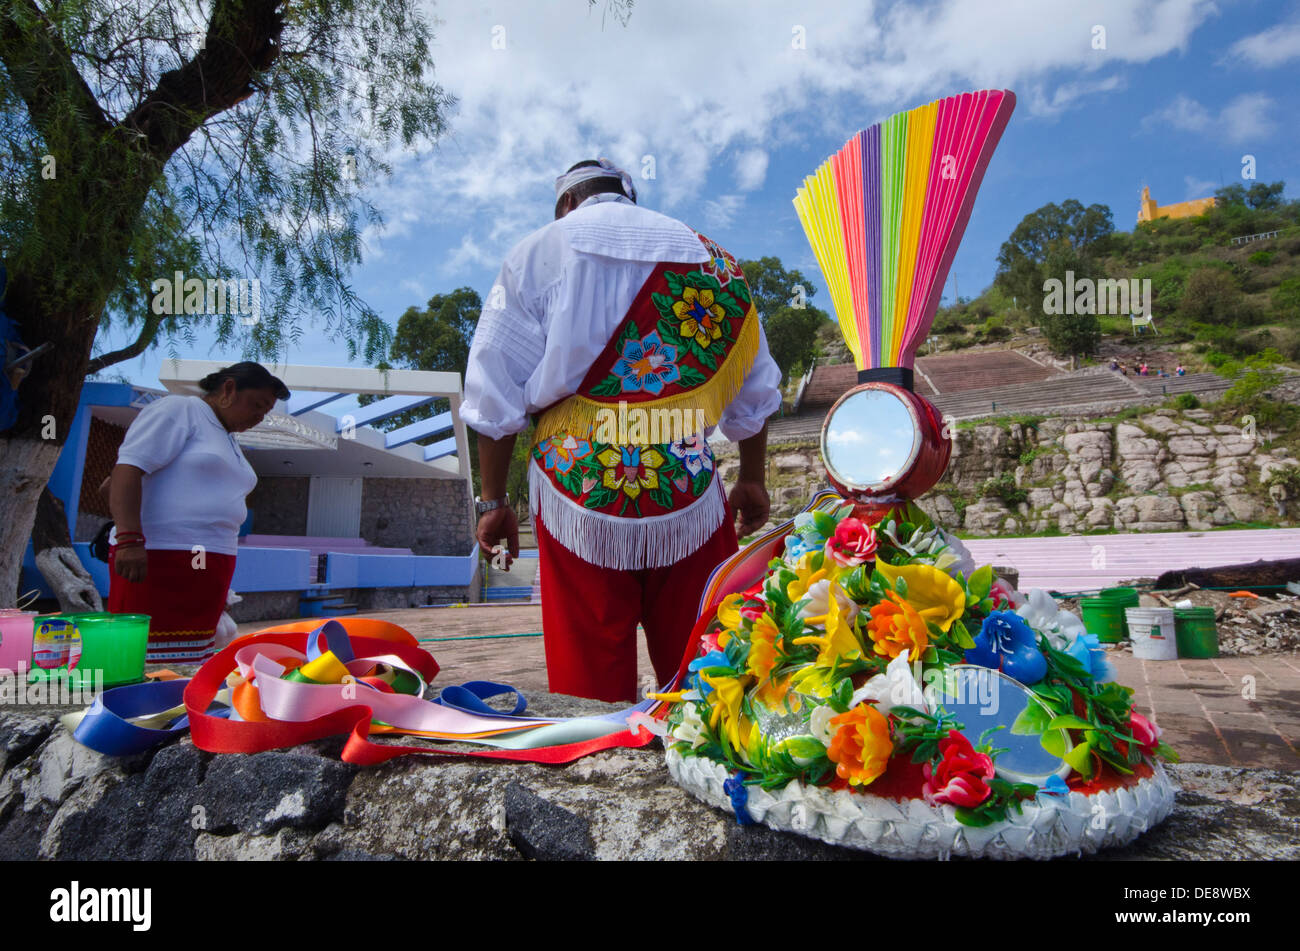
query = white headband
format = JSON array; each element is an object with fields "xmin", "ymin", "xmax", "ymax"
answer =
[{"xmin": 554, "ymin": 159, "xmax": 637, "ymax": 203}]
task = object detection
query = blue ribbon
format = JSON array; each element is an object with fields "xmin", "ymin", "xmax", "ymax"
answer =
[
  {"xmin": 72, "ymin": 679, "xmax": 228, "ymax": 756},
  {"xmin": 435, "ymin": 680, "xmax": 528, "ymax": 717}
]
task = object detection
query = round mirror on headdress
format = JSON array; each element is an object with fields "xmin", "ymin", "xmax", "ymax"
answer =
[{"xmin": 794, "ymin": 90, "xmax": 1014, "ymax": 510}]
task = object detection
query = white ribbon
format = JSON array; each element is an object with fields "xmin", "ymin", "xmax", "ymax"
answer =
[{"xmin": 554, "ymin": 158, "xmax": 637, "ymax": 203}]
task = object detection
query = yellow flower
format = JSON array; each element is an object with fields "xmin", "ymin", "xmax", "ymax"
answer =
[
  {"xmin": 873, "ymin": 561, "xmax": 966, "ymax": 633},
  {"xmin": 672, "ymin": 286, "xmax": 726, "ymax": 349},
  {"xmin": 716, "ymin": 593, "xmax": 745, "ymax": 632},
  {"xmin": 701, "ymin": 671, "xmax": 751, "ymax": 751},
  {"xmin": 792, "ymin": 579, "xmax": 863, "ymax": 667},
  {"xmin": 596, "ymin": 446, "xmax": 665, "ymax": 500},
  {"xmin": 785, "ymin": 552, "xmax": 838, "ymax": 605},
  {"xmin": 748, "ymin": 612, "xmax": 800, "ymax": 710}
]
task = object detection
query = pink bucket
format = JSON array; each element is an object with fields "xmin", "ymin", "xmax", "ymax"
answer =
[{"xmin": 0, "ymin": 610, "xmax": 38, "ymax": 673}]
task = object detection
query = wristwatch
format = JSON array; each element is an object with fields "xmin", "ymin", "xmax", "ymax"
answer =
[{"xmin": 474, "ymin": 494, "xmax": 509, "ymax": 516}]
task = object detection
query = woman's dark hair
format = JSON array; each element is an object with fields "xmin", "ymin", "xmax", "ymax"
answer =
[{"xmin": 198, "ymin": 362, "xmax": 290, "ymax": 400}]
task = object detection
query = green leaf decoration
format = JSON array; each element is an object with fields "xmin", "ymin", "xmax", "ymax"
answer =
[
  {"xmin": 812, "ymin": 510, "xmax": 838, "ymax": 538},
  {"xmin": 951, "ymin": 618, "xmax": 975, "ymax": 649},
  {"xmin": 830, "ymin": 677, "xmax": 853, "ymax": 713},
  {"xmin": 731, "ymin": 279, "xmax": 751, "ymax": 305},
  {"xmin": 1039, "ymin": 728, "xmax": 1068, "ymax": 758},
  {"xmin": 589, "ymin": 375, "xmax": 623, "ymax": 397},
  {"xmin": 652, "ymin": 292, "xmax": 678, "ymax": 321},
  {"xmin": 778, "ymin": 735, "xmax": 829, "ymax": 761},
  {"xmin": 1153, "ymin": 741, "xmax": 1180, "ymax": 763},
  {"xmin": 1047, "ymin": 714, "xmax": 1095, "ymax": 731},
  {"xmin": 665, "ymin": 271, "xmax": 687, "ymax": 297},
  {"xmin": 954, "ymin": 806, "xmax": 998, "ymax": 828},
  {"xmin": 714, "ymin": 290, "xmax": 744, "ymax": 319},
  {"xmin": 696, "ymin": 346, "xmax": 717, "ymax": 372},
  {"xmin": 620, "ymin": 320, "xmax": 639, "ymax": 342},
  {"xmin": 893, "ymin": 574, "xmax": 909, "ymax": 598},
  {"xmin": 1011, "ymin": 701, "xmax": 1050, "ymax": 736},
  {"xmin": 1063, "ymin": 741, "xmax": 1095, "ymax": 779},
  {"xmin": 678, "ymin": 364, "xmax": 707, "ymax": 388},
  {"xmin": 967, "ymin": 565, "xmax": 993, "ymax": 602},
  {"xmin": 691, "ymin": 468, "xmax": 712, "ymax": 496}
]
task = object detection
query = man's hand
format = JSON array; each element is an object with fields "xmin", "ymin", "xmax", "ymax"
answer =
[
  {"xmin": 114, "ymin": 545, "xmax": 148, "ymax": 583},
  {"xmin": 476, "ymin": 506, "xmax": 520, "ymax": 570},
  {"xmin": 729, "ymin": 480, "xmax": 770, "ymax": 539}
]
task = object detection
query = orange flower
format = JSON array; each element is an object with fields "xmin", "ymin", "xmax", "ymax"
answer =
[
  {"xmin": 748, "ymin": 613, "xmax": 793, "ymax": 709},
  {"xmin": 865, "ymin": 590, "xmax": 930, "ymax": 660},
  {"xmin": 827, "ymin": 703, "xmax": 893, "ymax": 787}
]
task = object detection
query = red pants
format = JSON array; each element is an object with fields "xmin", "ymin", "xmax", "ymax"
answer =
[
  {"xmin": 534, "ymin": 510, "xmax": 739, "ymax": 703},
  {"xmin": 108, "ymin": 546, "xmax": 236, "ymax": 664}
]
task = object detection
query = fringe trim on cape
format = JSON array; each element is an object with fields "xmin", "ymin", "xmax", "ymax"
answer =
[
  {"xmin": 529, "ymin": 460, "xmax": 726, "ymax": 570},
  {"xmin": 532, "ymin": 304, "xmax": 760, "ymax": 446}
]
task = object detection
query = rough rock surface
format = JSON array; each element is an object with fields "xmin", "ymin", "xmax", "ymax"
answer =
[{"xmin": 1, "ymin": 709, "xmax": 1294, "ymax": 861}]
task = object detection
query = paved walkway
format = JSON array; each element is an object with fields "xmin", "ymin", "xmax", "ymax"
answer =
[{"xmin": 240, "ymin": 605, "xmax": 1299, "ymax": 770}]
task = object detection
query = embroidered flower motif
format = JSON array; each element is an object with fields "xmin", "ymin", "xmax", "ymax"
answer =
[
  {"xmin": 672, "ymin": 286, "xmax": 726, "ymax": 349},
  {"xmin": 611, "ymin": 330, "xmax": 681, "ymax": 395},
  {"xmin": 698, "ymin": 234, "xmax": 742, "ymax": 287},
  {"xmin": 595, "ymin": 445, "xmax": 664, "ymax": 500},
  {"xmin": 667, "ymin": 435, "xmax": 714, "ymax": 477},
  {"xmin": 539, "ymin": 434, "xmax": 592, "ymax": 475}
]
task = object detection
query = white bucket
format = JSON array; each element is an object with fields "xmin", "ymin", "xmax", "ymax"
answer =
[{"xmin": 1126, "ymin": 607, "xmax": 1178, "ymax": 661}]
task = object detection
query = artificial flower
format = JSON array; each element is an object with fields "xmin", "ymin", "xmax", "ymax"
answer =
[
  {"xmin": 611, "ymin": 330, "xmax": 681, "ymax": 395},
  {"xmin": 1129, "ymin": 711, "xmax": 1162, "ymax": 756},
  {"xmin": 1016, "ymin": 587, "xmax": 1086, "ymax": 650},
  {"xmin": 793, "ymin": 579, "xmax": 863, "ymax": 667},
  {"xmin": 786, "ymin": 552, "xmax": 836, "ymax": 604},
  {"xmin": 747, "ymin": 612, "xmax": 788, "ymax": 707},
  {"xmin": 934, "ymin": 530, "xmax": 977, "ymax": 578},
  {"xmin": 824, "ymin": 517, "xmax": 878, "ymax": 568},
  {"xmin": 1066, "ymin": 631, "xmax": 1115, "ymax": 683},
  {"xmin": 783, "ymin": 534, "xmax": 812, "ymax": 560},
  {"xmin": 874, "ymin": 561, "xmax": 966, "ymax": 633},
  {"xmin": 670, "ymin": 701, "xmax": 707, "ymax": 749},
  {"xmin": 827, "ymin": 703, "xmax": 894, "ymax": 787},
  {"xmin": 850, "ymin": 649, "xmax": 929, "ymax": 717},
  {"xmin": 672, "ymin": 286, "xmax": 726, "ymax": 349},
  {"xmin": 965, "ymin": 610, "xmax": 1047, "ymax": 685},
  {"xmin": 865, "ymin": 590, "xmax": 930, "ymax": 660},
  {"xmin": 808, "ymin": 703, "xmax": 837, "ymax": 748},
  {"xmin": 1037, "ymin": 773, "xmax": 1071, "ymax": 797},
  {"xmin": 922, "ymin": 729, "xmax": 995, "ymax": 808},
  {"xmin": 701, "ymin": 671, "xmax": 750, "ymax": 751},
  {"xmin": 798, "ymin": 578, "xmax": 859, "ymax": 626},
  {"xmin": 989, "ymin": 577, "xmax": 1025, "ymax": 611}
]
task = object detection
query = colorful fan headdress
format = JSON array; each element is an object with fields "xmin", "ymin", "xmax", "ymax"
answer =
[{"xmin": 794, "ymin": 90, "xmax": 1016, "ymax": 381}]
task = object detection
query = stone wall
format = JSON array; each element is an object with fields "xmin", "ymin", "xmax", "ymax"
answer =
[
  {"xmin": 245, "ymin": 477, "xmax": 309, "ymax": 536},
  {"xmin": 717, "ymin": 407, "xmax": 1298, "ymax": 536},
  {"xmin": 360, "ymin": 478, "xmax": 472, "ymax": 556}
]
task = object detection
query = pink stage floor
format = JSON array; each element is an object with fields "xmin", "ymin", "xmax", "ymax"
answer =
[{"xmin": 962, "ymin": 528, "xmax": 1300, "ymax": 594}]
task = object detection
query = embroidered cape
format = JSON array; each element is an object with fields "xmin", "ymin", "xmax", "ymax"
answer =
[{"xmin": 529, "ymin": 232, "xmax": 758, "ymax": 570}]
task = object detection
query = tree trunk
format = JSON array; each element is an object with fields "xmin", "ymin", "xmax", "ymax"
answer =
[
  {"xmin": 31, "ymin": 485, "xmax": 103, "ymax": 614},
  {"xmin": 0, "ymin": 437, "xmax": 64, "ymax": 607}
]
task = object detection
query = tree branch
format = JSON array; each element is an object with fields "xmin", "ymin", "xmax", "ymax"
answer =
[{"xmin": 85, "ymin": 304, "xmax": 165, "ymax": 374}]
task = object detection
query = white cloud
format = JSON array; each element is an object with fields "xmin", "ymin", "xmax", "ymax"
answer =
[
  {"xmin": 734, "ymin": 149, "xmax": 770, "ymax": 191},
  {"xmin": 1219, "ymin": 92, "xmax": 1276, "ymax": 143},
  {"xmin": 1143, "ymin": 93, "xmax": 1211, "ymax": 132},
  {"xmin": 1183, "ymin": 175, "xmax": 1217, "ymax": 198},
  {"xmin": 1225, "ymin": 19, "xmax": 1300, "ymax": 67},
  {"xmin": 1140, "ymin": 92, "xmax": 1273, "ymax": 143},
  {"xmin": 354, "ymin": 0, "xmax": 1221, "ymax": 274}
]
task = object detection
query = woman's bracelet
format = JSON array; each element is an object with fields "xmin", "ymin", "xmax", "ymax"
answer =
[
  {"xmin": 116, "ymin": 530, "xmax": 145, "ymax": 542},
  {"xmin": 115, "ymin": 538, "xmax": 146, "ymax": 549}
]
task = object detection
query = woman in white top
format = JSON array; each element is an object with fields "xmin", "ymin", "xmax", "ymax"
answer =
[{"xmin": 108, "ymin": 362, "xmax": 288, "ymax": 664}]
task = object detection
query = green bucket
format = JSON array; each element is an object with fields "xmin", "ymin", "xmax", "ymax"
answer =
[
  {"xmin": 28, "ymin": 612, "xmax": 149, "ymax": 688},
  {"xmin": 1080, "ymin": 598, "xmax": 1127, "ymax": 644},
  {"xmin": 1173, "ymin": 607, "xmax": 1219, "ymax": 659},
  {"xmin": 1096, "ymin": 587, "xmax": 1140, "ymax": 638}
]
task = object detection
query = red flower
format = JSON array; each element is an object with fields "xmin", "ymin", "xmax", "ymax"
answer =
[
  {"xmin": 1129, "ymin": 711, "xmax": 1162, "ymax": 755},
  {"xmin": 824, "ymin": 518, "xmax": 878, "ymax": 568},
  {"xmin": 989, "ymin": 577, "xmax": 1022, "ymax": 611},
  {"xmin": 922, "ymin": 729, "xmax": 995, "ymax": 808}
]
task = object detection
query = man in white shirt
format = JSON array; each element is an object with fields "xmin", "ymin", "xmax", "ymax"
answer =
[{"xmin": 462, "ymin": 159, "xmax": 782, "ymax": 701}]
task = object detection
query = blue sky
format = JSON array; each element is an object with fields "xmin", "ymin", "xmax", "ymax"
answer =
[{"xmin": 98, "ymin": 0, "xmax": 1300, "ymax": 388}]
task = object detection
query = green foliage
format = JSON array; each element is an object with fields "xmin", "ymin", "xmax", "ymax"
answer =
[
  {"xmin": 978, "ymin": 473, "xmax": 1027, "ymax": 507},
  {"xmin": 994, "ymin": 199, "xmax": 1115, "ymax": 310},
  {"xmin": 1173, "ymin": 393, "xmax": 1200, "ymax": 410},
  {"xmin": 1248, "ymin": 250, "xmax": 1275, "ymax": 266},
  {"xmin": 737, "ymin": 256, "xmax": 832, "ymax": 383},
  {"xmin": 1041, "ymin": 310, "xmax": 1100, "ymax": 358},
  {"xmin": 1275, "ymin": 277, "xmax": 1300, "ymax": 319}
]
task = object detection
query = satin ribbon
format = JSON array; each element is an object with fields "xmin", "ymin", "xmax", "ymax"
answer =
[{"xmin": 68, "ymin": 619, "xmax": 660, "ymax": 765}]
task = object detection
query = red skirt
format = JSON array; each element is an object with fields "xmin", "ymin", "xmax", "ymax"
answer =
[{"xmin": 108, "ymin": 546, "xmax": 236, "ymax": 665}]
